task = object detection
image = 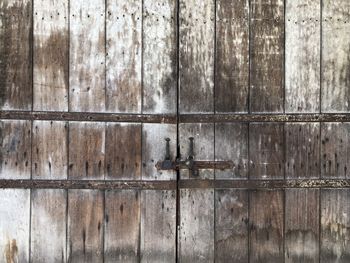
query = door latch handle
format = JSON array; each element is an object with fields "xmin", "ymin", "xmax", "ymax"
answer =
[{"xmin": 155, "ymin": 137, "xmax": 234, "ymax": 177}]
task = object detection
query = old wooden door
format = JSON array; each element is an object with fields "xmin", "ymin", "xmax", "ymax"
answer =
[{"xmin": 1, "ymin": 0, "xmax": 350, "ymax": 262}]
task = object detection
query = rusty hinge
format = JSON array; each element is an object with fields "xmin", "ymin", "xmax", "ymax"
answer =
[{"xmin": 155, "ymin": 137, "xmax": 234, "ymax": 177}]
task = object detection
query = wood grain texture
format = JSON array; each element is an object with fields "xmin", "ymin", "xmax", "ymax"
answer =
[
  {"xmin": 215, "ymin": 189, "xmax": 248, "ymax": 262},
  {"xmin": 32, "ymin": 121, "xmax": 68, "ymax": 179},
  {"xmin": 321, "ymin": 123, "xmax": 350, "ymax": 178},
  {"xmin": 142, "ymin": 124, "xmax": 176, "ymax": 180},
  {"xmin": 69, "ymin": 0, "xmax": 105, "ymax": 112},
  {"xmin": 143, "ymin": 0, "xmax": 177, "ymax": 114},
  {"xmin": 106, "ymin": 123, "xmax": 141, "ymax": 180},
  {"xmin": 322, "ymin": 0, "xmax": 350, "ymax": 112},
  {"xmin": 31, "ymin": 189, "xmax": 67, "ymax": 262},
  {"xmin": 215, "ymin": 123, "xmax": 248, "ymax": 179},
  {"xmin": 179, "ymin": 0, "xmax": 215, "ymax": 113},
  {"xmin": 321, "ymin": 189, "xmax": 350, "ymax": 262},
  {"xmin": 105, "ymin": 190, "xmax": 140, "ymax": 262},
  {"xmin": 285, "ymin": 123, "xmax": 320, "ymax": 179},
  {"xmin": 0, "ymin": 120, "xmax": 31, "ymax": 179},
  {"xmin": 285, "ymin": 0, "xmax": 320, "ymax": 113},
  {"xmin": 141, "ymin": 190, "xmax": 176, "ymax": 262},
  {"xmin": 69, "ymin": 122, "xmax": 105, "ymax": 180},
  {"xmin": 0, "ymin": 0, "xmax": 32, "ymax": 110},
  {"xmin": 249, "ymin": 123, "xmax": 284, "ymax": 179},
  {"xmin": 215, "ymin": 0, "xmax": 249, "ymax": 113},
  {"xmin": 250, "ymin": 0, "xmax": 284, "ymax": 113},
  {"xmin": 179, "ymin": 189, "xmax": 214, "ymax": 262},
  {"xmin": 68, "ymin": 189, "xmax": 104, "ymax": 262},
  {"xmin": 250, "ymin": 190, "xmax": 284, "ymax": 262},
  {"xmin": 33, "ymin": 0, "xmax": 69, "ymax": 111},
  {"xmin": 106, "ymin": 0, "xmax": 141, "ymax": 113},
  {"xmin": 0, "ymin": 189, "xmax": 30, "ymax": 263},
  {"xmin": 285, "ymin": 189, "xmax": 319, "ymax": 263},
  {"xmin": 179, "ymin": 123, "xmax": 214, "ymax": 179}
]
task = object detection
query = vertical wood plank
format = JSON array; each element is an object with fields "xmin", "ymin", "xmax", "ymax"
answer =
[
  {"xmin": 249, "ymin": 123, "xmax": 284, "ymax": 179},
  {"xmin": 69, "ymin": 122, "xmax": 105, "ymax": 180},
  {"xmin": 179, "ymin": 189, "xmax": 214, "ymax": 262},
  {"xmin": 285, "ymin": 123, "xmax": 320, "ymax": 179},
  {"xmin": 105, "ymin": 190, "xmax": 140, "ymax": 262},
  {"xmin": 142, "ymin": 124, "xmax": 176, "ymax": 180},
  {"xmin": 33, "ymin": 0, "xmax": 69, "ymax": 111},
  {"xmin": 31, "ymin": 189, "xmax": 67, "ymax": 262},
  {"xmin": 105, "ymin": 123, "xmax": 141, "ymax": 180},
  {"xmin": 179, "ymin": 123, "xmax": 214, "ymax": 179},
  {"xmin": 69, "ymin": 0, "xmax": 105, "ymax": 112},
  {"xmin": 0, "ymin": 120, "xmax": 31, "ymax": 179},
  {"xmin": 0, "ymin": 189, "xmax": 30, "ymax": 263},
  {"xmin": 141, "ymin": 190, "xmax": 176, "ymax": 262},
  {"xmin": 321, "ymin": 123, "xmax": 350, "ymax": 178},
  {"xmin": 215, "ymin": 189, "xmax": 248, "ymax": 263},
  {"xmin": 215, "ymin": 123, "xmax": 248, "ymax": 179},
  {"xmin": 0, "ymin": 0, "xmax": 32, "ymax": 110},
  {"xmin": 215, "ymin": 0, "xmax": 249, "ymax": 113},
  {"xmin": 106, "ymin": 0, "xmax": 141, "ymax": 113},
  {"xmin": 321, "ymin": 189, "xmax": 350, "ymax": 262},
  {"xmin": 249, "ymin": 190, "xmax": 284, "ymax": 262},
  {"xmin": 68, "ymin": 189, "xmax": 104, "ymax": 262},
  {"xmin": 250, "ymin": 0, "xmax": 284, "ymax": 113},
  {"xmin": 32, "ymin": 121, "xmax": 68, "ymax": 179},
  {"xmin": 285, "ymin": 0, "xmax": 321, "ymax": 113},
  {"xmin": 143, "ymin": 0, "xmax": 177, "ymax": 114},
  {"xmin": 179, "ymin": 0, "xmax": 215, "ymax": 113},
  {"xmin": 285, "ymin": 189, "xmax": 319, "ymax": 263},
  {"xmin": 322, "ymin": 0, "xmax": 350, "ymax": 112}
]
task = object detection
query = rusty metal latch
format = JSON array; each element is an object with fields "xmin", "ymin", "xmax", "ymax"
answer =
[{"xmin": 155, "ymin": 137, "xmax": 234, "ymax": 177}]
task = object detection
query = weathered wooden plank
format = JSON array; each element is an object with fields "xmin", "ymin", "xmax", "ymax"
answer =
[
  {"xmin": 0, "ymin": 120, "xmax": 31, "ymax": 179},
  {"xmin": 249, "ymin": 190, "xmax": 284, "ymax": 262},
  {"xmin": 106, "ymin": 0, "xmax": 141, "ymax": 113},
  {"xmin": 322, "ymin": 0, "xmax": 350, "ymax": 112},
  {"xmin": 179, "ymin": 0, "xmax": 215, "ymax": 113},
  {"xmin": 69, "ymin": 122, "xmax": 105, "ymax": 180},
  {"xmin": 249, "ymin": 123, "xmax": 284, "ymax": 179},
  {"xmin": 215, "ymin": 0, "xmax": 249, "ymax": 113},
  {"xmin": 179, "ymin": 123, "xmax": 214, "ymax": 179},
  {"xmin": 33, "ymin": 0, "xmax": 69, "ymax": 111},
  {"xmin": 32, "ymin": 121, "xmax": 68, "ymax": 179},
  {"xmin": 215, "ymin": 123, "xmax": 248, "ymax": 179},
  {"xmin": 321, "ymin": 189, "xmax": 350, "ymax": 261},
  {"xmin": 31, "ymin": 189, "xmax": 67, "ymax": 262},
  {"xmin": 105, "ymin": 190, "xmax": 140, "ymax": 262},
  {"xmin": 143, "ymin": 0, "xmax": 177, "ymax": 114},
  {"xmin": 141, "ymin": 190, "xmax": 176, "ymax": 262},
  {"xmin": 215, "ymin": 189, "xmax": 248, "ymax": 262},
  {"xmin": 0, "ymin": 189, "xmax": 30, "ymax": 262},
  {"xmin": 0, "ymin": 0, "xmax": 32, "ymax": 110},
  {"xmin": 285, "ymin": 189, "xmax": 319, "ymax": 263},
  {"xmin": 285, "ymin": 0, "xmax": 321, "ymax": 113},
  {"xmin": 69, "ymin": 0, "xmax": 105, "ymax": 112},
  {"xmin": 106, "ymin": 123, "xmax": 141, "ymax": 180},
  {"xmin": 142, "ymin": 124, "xmax": 176, "ymax": 180},
  {"xmin": 68, "ymin": 189, "xmax": 104, "ymax": 262},
  {"xmin": 179, "ymin": 189, "xmax": 214, "ymax": 262},
  {"xmin": 321, "ymin": 123, "xmax": 350, "ymax": 178},
  {"xmin": 285, "ymin": 123, "xmax": 320, "ymax": 179},
  {"xmin": 250, "ymin": 0, "xmax": 284, "ymax": 113}
]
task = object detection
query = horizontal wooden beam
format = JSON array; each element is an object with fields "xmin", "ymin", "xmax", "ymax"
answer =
[
  {"xmin": 2, "ymin": 111, "xmax": 350, "ymax": 123},
  {"xmin": 0, "ymin": 111, "xmax": 177, "ymax": 123},
  {"xmin": 1, "ymin": 179, "xmax": 350, "ymax": 190}
]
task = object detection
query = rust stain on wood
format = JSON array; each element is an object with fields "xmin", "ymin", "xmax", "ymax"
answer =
[{"xmin": 4, "ymin": 239, "xmax": 18, "ymax": 263}]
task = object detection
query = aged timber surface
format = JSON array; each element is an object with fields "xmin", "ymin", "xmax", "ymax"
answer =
[{"xmin": 2, "ymin": 179, "xmax": 350, "ymax": 189}]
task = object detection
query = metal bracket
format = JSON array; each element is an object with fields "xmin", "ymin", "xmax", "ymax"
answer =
[{"xmin": 155, "ymin": 137, "xmax": 234, "ymax": 177}]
